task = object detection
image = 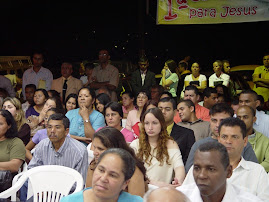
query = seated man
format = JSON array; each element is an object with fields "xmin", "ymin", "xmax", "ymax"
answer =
[
  {"xmin": 178, "ymin": 141, "xmax": 262, "ymax": 202},
  {"xmin": 177, "ymin": 99, "xmax": 211, "ymax": 141},
  {"xmin": 237, "ymin": 105, "xmax": 269, "ymax": 172},
  {"xmin": 239, "ymin": 89, "xmax": 269, "ymax": 138},
  {"xmin": 185, "ymin": 103, "xmax": 258, "ymax": 172},
  {"xmin": 183, "ymin": 118, "xmax": 269, "ymax": 201},
  {"xmin": 51, "ymin": 61, "xmax": 83, "ymax": 103},
  {"xmin": 198, "ymin": 87, "xmax": 218, "ymax": 110},
  {"xmin": 174, "ymin": 85, "xmax": 210, "ymax": 123},
  {"xmin": 20, "ymin": 113, "xmax": 88, "ymax": 200},
  {"xmin": 150, "ymin": 84, "xmax": 164, "ymax": 102},
  {"xmin": 158, "ymin": 97, "xmax": 195, "ymax": 164}
]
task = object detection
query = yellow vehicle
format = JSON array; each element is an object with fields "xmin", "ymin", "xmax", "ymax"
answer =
[{"xmin": 230, "ymin": 65, "xmax": 259, "ymax": 90}]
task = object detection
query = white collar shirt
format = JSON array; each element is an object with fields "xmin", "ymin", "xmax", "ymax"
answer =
[
  {"xmin": 254, "ymin": 109, "xmax": 269, "ymax": 138},
  {"xmin": 177, "ymin": 183, "xmax": 263, "ymax": 202},
  {"xmin": 183, "ymin": 157, "xmax": 269, "ymax": 201}
]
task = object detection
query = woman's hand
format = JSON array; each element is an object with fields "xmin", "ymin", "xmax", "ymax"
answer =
[
  {"xmin": 171, "ymin": 177, "xmax": 182, "ymax": 187},
  {"xmin": 79, "ymin": 105, "xmax": 90, "ymax": 120}
]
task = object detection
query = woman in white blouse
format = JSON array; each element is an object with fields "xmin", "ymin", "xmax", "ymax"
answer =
[
  {"xmin": 184, "ymin": 62, "xmax": 207, "ymax": 91},
  {"xmin": 209, "ymin": 60, "xmax": 230, "ymax": 88},
  {"xmin": 130, "ymin": 108, "xmax": 185, "ymax": 187}
]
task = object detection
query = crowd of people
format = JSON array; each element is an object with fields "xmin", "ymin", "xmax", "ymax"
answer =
[{"xmin": 0, "ymin": 49, "xmax": 269, "ymax": 201}]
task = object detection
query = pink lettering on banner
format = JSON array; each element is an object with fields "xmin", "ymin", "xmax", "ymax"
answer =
[
  {"xmin": 220, "ymin": 6, "xmax": 258, "ymax": 18},
  {"xmin": 190, "ymin": 8, "xmax": 216, "ymax": 18},
  {"xmin": 176, "ymin": 0, "xmax": 188, "ymax": 10},
  {"xmin": 164, "ymin": 0, "xmax": 178, "ymax": 20}
]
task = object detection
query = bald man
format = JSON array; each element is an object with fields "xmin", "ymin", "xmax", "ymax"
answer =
[{"xmin": 144, "ymin": 187, "xmax": 190, "ymax": 202}]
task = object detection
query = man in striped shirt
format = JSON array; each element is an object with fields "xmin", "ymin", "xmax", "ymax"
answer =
[{"xmin": 21, "ymin": 113, "xmax": 88, "ymax": 200}]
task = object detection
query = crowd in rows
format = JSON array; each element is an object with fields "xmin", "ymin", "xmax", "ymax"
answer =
[{"xmin": 0, "ymin": 50, "xmax": 269, "ymax": 201}]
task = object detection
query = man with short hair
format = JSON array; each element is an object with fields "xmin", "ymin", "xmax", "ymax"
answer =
[
  {"xmin": 174, "ymin": 85, "xmax": 210, "ymax": 123},
  {"xmin": 177, "ymin": 100, "xmax": 211, "ymax": 141},
  {"xmin": 239, "ymin": 89, "xmax": 269, "ymax": 138},
  {"xmin": 150, "ymin": 84, "xmax": 164, "ymax": 102},
  {"xmin": 131, "ymin": 56, "xmax": 156, "ymax": 96},
  {"xmin": 51, "ymin": 62, "xmax": 83, "ymax": 103},
  {"xmin": 253, "ymin": 54, "xmax": 269, "ymax": 102},
  {"xmin": 20, "ymin": 113, "xmax": 88, "ymax": 200},
  {"xmin": 158, "ymin": 97, "xmax": 195, "ymax": 164},
  {"xmin": 237, "ymin": 105, "xmax": 269, "ymax": 172},
  {"xmin": 28, "ymin": 113, "xmax": 88, "ymax": 178},
  {"xmin": 90, "ymin": 49, "xmax": 119, "ymax": 101},
  {"xmin": 144, "ymin": 187, "xmax": 190, "ymax": 202},
  {"xmin": 183, "ymin": 118, "xmax": 269, "ymax": 201},
  {"xmin": 178, "ymin": 141, "xmax": 262, "ymax": 202},
  {"xmin": 22, "ymin": 84, "xmax": 36, "ymax": 112},
  {"xmin": 198, "ymin": 87, "xmax": 218, "ymax": 109},
  {"xmin": 22, "ymin": 52, "xmax": 53, "ymax": 99},
  {"xmin": 185, "ymin": 103, "xmax": 258, "ymax": 172}
]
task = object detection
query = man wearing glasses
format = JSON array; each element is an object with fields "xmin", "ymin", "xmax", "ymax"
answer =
[{"xmin": 90, "ymin": 49, "xmax": 119, "ymax": 101}]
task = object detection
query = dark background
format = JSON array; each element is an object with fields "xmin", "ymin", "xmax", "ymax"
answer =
[{"xmin": 1, "ymin": 0, "xmax": 269, "ymax": 76}]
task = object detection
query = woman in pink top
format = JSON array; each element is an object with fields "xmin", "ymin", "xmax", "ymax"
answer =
[
  {"xmin": 122, "ymin": 91, "xmax": 136, "ymax": 118},
  {"xmin": 125, "ymin": 91, "xmax": 149, "ymax": 137},
  {"xmin": 105, "ymin": 102, "xmax": 135, "ymax": 143}
]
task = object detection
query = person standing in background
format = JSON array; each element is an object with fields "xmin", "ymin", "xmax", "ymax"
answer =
[{"xmin": 22, "ymin": 51, "xmax": 53, "ymax": 99}]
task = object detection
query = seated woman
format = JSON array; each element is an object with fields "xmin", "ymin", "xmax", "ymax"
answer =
[
  {"xmin": 25, "ymin": 108, "xmax": 62, "ymax": 161},
  {"xmin": 183, "ymin": 62, "xmax": 207, "ymax": 94},
  {"xmin": 105, "ymin": 102, "xmax": 135, "ymax": 143},
  {"xmin": 25, "ymin": 89, "xmax": 49, "ymax": 118},
  {"xmin": 122, "ymin": 91, "xmax": 136, "ymax": 119},
  {"xmin": 159, "ymin": 59, "xmax": 179, "ymax": 98},
  {"xmin": 62, "ymin": 148, "xmax": 143, "ymax": 202},
  {"xmin": 209, "ymin": 60, "xmax": 230, "ymax": 88},
  {"xmin": 130, "ymin": 108, "xmax": 185, "ymax": 187},
  {"xmin": 0, "ymin": 109, "xmax": 25, "ymax": 192},
  {"xmin": 126, "ymin": 91, "xmax": 149, "ymax": 137},
  {"xmin": 65, "ymin": 93, "xmax": 78, "ymax": 113},
  {"xmin": 86, "ymin": 127, "xmax": 148, "ymax": 197},
  {"xmin": 3, "ymin": 97, "xmax": 30, "ymax": 145},
  {"xmin": 95, "ymin": 93, "xmax": 111, "ymax": 115},
  {"xmin": 66, "ymin": 87, "xmax": 105, "ymax": 145}
]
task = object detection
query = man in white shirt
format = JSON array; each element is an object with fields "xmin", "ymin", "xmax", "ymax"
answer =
[
  {"xmin": 183, "ymin": 117, "xmax": 269, "ymax": 201},
  {"xmin": 178, "ymin": 141, "xmax": 262, "ymax": 202},
  {"xmin": 22, "ymin": 52, "xmax": 53, "ymax": 99},
  {"xmin": 239, "ymin": 89, "xmax": 269, "ymax": 138}
]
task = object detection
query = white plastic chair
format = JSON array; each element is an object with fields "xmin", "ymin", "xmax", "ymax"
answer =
[{"xmin": 0, "ymin": 165, "xmax": 84, "ymax": 202}]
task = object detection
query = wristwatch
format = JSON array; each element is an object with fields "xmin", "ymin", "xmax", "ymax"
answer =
[{"xmin": 84, "ymin": 119, "xmax": 90, "ymax": 123}]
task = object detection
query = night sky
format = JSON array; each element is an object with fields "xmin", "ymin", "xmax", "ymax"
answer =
[{"xmin": 1, "ymin": 1, "xmax": 269, "ymax": 75}]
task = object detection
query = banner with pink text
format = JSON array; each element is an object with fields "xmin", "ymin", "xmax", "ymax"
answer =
[{"xmin": 157, "ymin": 0, "xmax": 269, "ymax": 24}]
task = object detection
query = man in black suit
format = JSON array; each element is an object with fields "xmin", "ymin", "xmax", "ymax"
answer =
[
  {"xmin": 131, "ymin": 56, "xmax": 156, "ymax": 96},
  {"xmin": 158, "ymin": 97, "xmax": 195, "ymax": 164}
]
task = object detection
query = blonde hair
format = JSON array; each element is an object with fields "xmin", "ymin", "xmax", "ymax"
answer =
[{"xmin": 3, "ymin": 97, "xmax": 26, "ymax": 130}]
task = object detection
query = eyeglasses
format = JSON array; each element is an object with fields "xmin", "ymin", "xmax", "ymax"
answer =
[{"xmin": 99, "ymin": 53, "xmax": 108, "ymax": 56}]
